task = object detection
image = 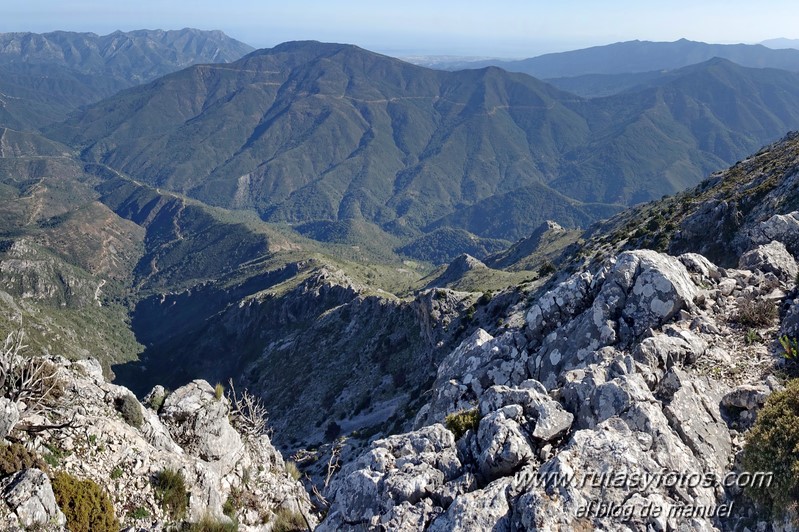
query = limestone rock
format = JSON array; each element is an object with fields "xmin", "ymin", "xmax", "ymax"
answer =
[
  {"xmin": 422, "ymin": 329, "xmax": 529, "ymax": 425},
  {"xmin": 476, "ymin": 410, "xmax": 533, "ymax": 481},
  {"xmin": 739, "ymin": 240, "xmax": 798, "ymax": 283},
  {"xmin": 159, "ymin": 380, "xmax": 244, "ymax": 468},
  {"xmin": 749, "ymin": 211, "xmax": 799, "ymax": 257},
  {"xmin": 722, "ymin": 384, "xmax": 770, "ymax": 411},
  {"xmin": 1, "ymin": 469, "xmax": 66, "ymax": 529},
  {"xmin": 321, "ymin": 425, "xmax": 461, "ymax": 531},
  {"xmin": 527, "ymin": 250, "xmax": 698, "ymax": 389},
  {"xmin": 428, "ymin": 478, "xmax": 513, "ymax": 532},
  {"xmin": 0, "ymin": 398, "xmax": 19, "ymax": 439}
]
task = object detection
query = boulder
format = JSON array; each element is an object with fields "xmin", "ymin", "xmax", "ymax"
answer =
[
  {"xmin": 722, "ymin": 384, "xmax": 770, "ymax": 411},
  {"xmin": 159, "ymin": 380, "xmax": 244, "ymax": 469},
  {"xmin": 428, "ymin": 478, "xmax": 514, "ymax": 532},
  {"xmin": 749, "ymin": 211, "xmax": 799, "ymax": 257},
  {"xmin": 1, "ymin": 468, "xmax": 66, "ymax": 529},
  {"xmin": 739, "ymin": 240, "xmax": 798, "ymax": 283},
  {"xmin": 422, "ymin": 329, "xmax": 529, "ymax": 425},
  {"xmin": 476, "ymin": 410, "xmax": 534, "ymax": 481},
  {"xmin": 527, "ymin": 250, "xmax": 699, "ymax": 389}
]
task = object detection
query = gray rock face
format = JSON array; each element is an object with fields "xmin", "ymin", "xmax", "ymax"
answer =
[
  {"xmin": 0, "ymin": 397, "xmax": 19, "ymax": 439},
  {"xmin": 478, "ymin": 383, "xmax": 573, "ymax": 442},
  {"xmin": 318, "ymin": 246, "xmax": 769, "ymax": 531},
  {"xmin": 739, "ymin": 240, "xmax": 798, "ymax": 282},
  {"xmin": 748, "ymin": 211, "xmax": 799, "ymax": 257},
  {"xmin": 421, "ymin": 329, "xmax": 529, "ymax": 426},
  {"xmin": 159, "ymin": 380, "xmax": 244, "ymax": 468},
  {"xmin": 476, "ymin": 409, "xmax": 533, "ymax": 481},
  {"xmin": 1, "ymin": 468, "xmax": 66, "ymax": 529},
  {"xmin": 0, "ymin": 358, "xmax": 314, "ymax": 530},
  {"xmin": 427, "ymin": 478, "xmax": 513, "ymax": 532},
  {"xmin": 320, "ymin": 424, "xmax": 462, "ymax": 531},
  {"xmin": 722, "ymin": 384, "xmax": 770, "ymax": 411},
  {"xmin": 527, "ymin": 250, "xmax": 698, "ymax": 389},
  {"xmin": 781, "ymin": 297, "xmax": 799, "ymax": 338}
]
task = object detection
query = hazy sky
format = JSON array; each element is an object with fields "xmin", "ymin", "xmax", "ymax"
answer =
[{"xmin": 3, "ymin": 0, "xmax": 799, "ymax": 57}]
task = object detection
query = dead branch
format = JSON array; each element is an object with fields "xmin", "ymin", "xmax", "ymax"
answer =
[
  {"xmin": 227, "ymin": 378, "xmax": 271, "ymax": 438},
  {"xmin": 325, "ymin": 437, "xmax": 344, "ymax": 489}
]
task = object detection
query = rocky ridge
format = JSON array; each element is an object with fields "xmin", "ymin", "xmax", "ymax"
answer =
[
  {"xmin": 0, "ymin": 355, "xmax": 313, "ymax": 530},
  {"xmin": 316, "ymin": 213, "xmax": 799, "ymax": 530}
]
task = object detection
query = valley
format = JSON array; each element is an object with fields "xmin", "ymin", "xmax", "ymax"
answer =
[{"xmin": 1, "ymin": 27, "xmax": 799, "ymax": 530}]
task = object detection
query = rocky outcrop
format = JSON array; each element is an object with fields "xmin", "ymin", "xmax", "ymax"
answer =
[
  {"xmin": 748, "ymin": 212, "xmax": 799, "ymax": 258},
  {"xmin": 738, "ymin": 240, "xmax": 798, "ymax": 283},
  {"xmin": 0, "ymin": 357, "xmax": 314, "ymax": 530},
  {"xmin": 1, "ymin": 469, "xmax": 66, "ymax": 529},
  {"xmin": 0, "ymin": 399, "xmax": 18, "ymax": 440},
  {"xmin": 320, "ymin": 244, "xmax": 791, "ymax": 531},
  {"xmin": 426, "ymin": 254, "xmax": 488, "ymax": 289}
]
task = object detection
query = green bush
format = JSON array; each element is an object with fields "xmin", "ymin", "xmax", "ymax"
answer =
[
  {"xmin": 110, "ymin": 466, "xmax": 123, "ymax": 480},
  {"xmin": 153, "ymin": 468, "xmax": 189, "ymax": 520},
  {"xmin": 538, "ymin": 261, "xmax": 556, "ymax": 277},
  {"xmin": 129, "ymin": 506, "xmax": 150, "ymax": 520},
  {"xmin": 743, "ymin": 378, "xmax": 799, "ymax": 517},
  {"xmin": 0, "ymin": 443, "xmax": 47, "ymax": 478},
  {"xmin": 272, "ymin": 508, "xmax": 307, "ymax": 532},
  {"xmin": 187, "ymin": 514, "xmax": 238, "ymax": 531},
  {"xmin": 115, "ymin": 394, "xmax": 143, "ymax": 429},
  {"xmin": 445, "ymin": 408, "xmax": 481, "ymax": 440},
  {"xmin": 149, "ymin": 389, "xmax": 169, "ymax": 412},
  {"xmin": 51, "ymin": 471, "xmax": 119, "ymax": 532},
  {"xmin": 780, "ymin": 335, "xmax": 799, "ymax": 360},
  {"xmin": 214, "ymin": 383, "xmax": 225, "ymax": 400}
]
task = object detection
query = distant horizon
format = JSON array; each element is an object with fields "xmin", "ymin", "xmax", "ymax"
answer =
[
  {"xmin": 3, "ymin": 1, "xmax": 799, "ymax": 58},
  {"xmin": 0, "ymin": 28, "xmax": 797, "ymax": 62}
]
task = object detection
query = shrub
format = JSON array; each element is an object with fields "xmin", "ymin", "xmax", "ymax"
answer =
[
  {"xmin": 0, "ymin": 330, "xmax": 65, "ymax": 423},
  {"xmin": 272, "ymin": 508, "xmax": 307, "ymax": 532},
  {"xmin": 115, "ymin": 394, "xmax": 143, "ymax": 429},
  {"xmin": 129, "ymin": 506, "xmax": 150, "ymax": 520},
  {"xmin": 110, "ymin": 466, "xmax": 123, "ymax": 480},
  {"xmin": 742, "ymin": 379, "xmax": 799, "ymax": 517},
  {"xmin": 43, "ymin": 443, "xmax": 68, "ymax": 468},
  {"xmin": 445, "ymin": 408, "xmax": 481, "ymax": 440},
  {"xmin": 780, "ymin": 335, "xmax": 799, "ymax": 360},
  {"xmin": 538, "ymin": 261, "xmax": 556, "ymax": 277},
  {"xmin": 223, "ymin": 486, "xmax": 260, "ymax": 519},
  {"xmin": 149, "ymin": 389, "xmax": 169, "ymax": 412},
  {"xmin": 733, "ymin": 297, "xmax": 777, "ymax": 328},
  {"xmin": 324, "ymin": 421, "xmax": 341, "ymax": 441},
  {"xmin": 51, "ymin": 471, "xmax": 119, "ymax": 532},
  {"xmin": 153, "ymin": 468, "xmax": 188, "ymax": 520},
  {"xmin": 214, "ymin": 383, "xmax": 225, "ymax": 400},
  {"xmin": 0, "ymin": 442, "xmax": 47, "ymax": 477},
  {"xmin": 227, "ymin": 380, "xmax": 270, "ymax": 437},
  {"xmin": 187, "ymin": 514, "xmax": 238, "ymax": 532},
  {"xmin": 285, "ymin": 461, "xmax": 301, "ymax": 481}
]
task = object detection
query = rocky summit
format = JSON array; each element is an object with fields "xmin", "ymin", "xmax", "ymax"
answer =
[
  {"xmin": 1, "ymin": 356, "xmax": 314, "ymax": 530},
  {"xmin": 315, "ymin": 205, "xmax": 799, "ymax": 530}
]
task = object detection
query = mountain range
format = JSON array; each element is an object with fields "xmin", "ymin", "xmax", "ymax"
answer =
[
  {"xmin": 3, "ymin": 29, "xmax": 799, "ymax": 529},
  {"xmin": 422, "ymin": 38, "xmax": 799, "ymax": 77},
  {"xmin": 0, "ymin": 28, "xmax": 253, "ymax": 130},
  {"xmin": 46, "ymin": 42, "xmax": 799, "ymax": 257}
]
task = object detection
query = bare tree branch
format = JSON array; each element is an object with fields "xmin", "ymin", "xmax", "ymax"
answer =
[
  {"xmin": 227, "ymin": 378, "xmax": 271, "ymax": 438},
  {"xmin": 1, "ymin": 330, "xmax": 64, "ymax": 426}
]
